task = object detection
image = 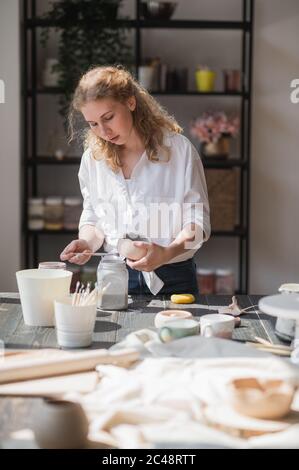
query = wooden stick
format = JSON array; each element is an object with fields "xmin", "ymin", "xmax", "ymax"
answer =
[
  {"xmin": 254, "ymin": 336, "xmax": 292, "ymax": 351},
  {"xmin": 72, "ymin": 281, "xmax": 80, "ymax": 306},
  {"xmin": 246, "ymin": 342, "xmax": 291, "ymax": 356}
]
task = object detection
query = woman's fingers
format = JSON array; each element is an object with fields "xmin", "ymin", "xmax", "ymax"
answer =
[
  {"xmin": 68, "ymin": 250, "xmax": 92, "ymax": 265},
  {"xmin": 60, "ymin": 241, "xmax": 91, "ymax": 265}
]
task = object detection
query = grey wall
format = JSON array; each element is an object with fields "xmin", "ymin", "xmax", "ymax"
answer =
[{"xmin": 0, "ymin": 0, "xmax": 21, "ymax": 292}]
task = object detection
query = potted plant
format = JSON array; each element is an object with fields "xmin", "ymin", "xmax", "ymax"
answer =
[
  {"xmin": 190, "ymin": 111, "xmax": 240, "ymax": 158},
  {"xmin": 40, "ymin": 0, "xmax": 133, "ymax": 121}
]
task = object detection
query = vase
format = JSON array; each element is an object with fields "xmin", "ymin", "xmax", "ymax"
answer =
[
  {"xmin": 201, "ymin": 136, "xmax": 231, "ymax": 158},
  {"xmin": 32, "ymin": 399, "xmax": 89, "ymax": 449},
  {"xmin": 138, "ymin": 65, "xmax": 155, "ymax": 90}
]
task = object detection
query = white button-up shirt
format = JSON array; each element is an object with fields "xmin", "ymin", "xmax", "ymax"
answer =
[{"xmin": 78, "ymin": 131, "xmax": 210, "ymax": 264}]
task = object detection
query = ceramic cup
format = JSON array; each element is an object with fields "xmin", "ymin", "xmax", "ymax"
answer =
[
  {"xmin": 200, "ymin": 313, "xmax": 235, "ymax": 339},
  {"xmin": 158, "ymin": 319, "xmax": 200, "ymax": 343},
  {"xmin": 32, "ymin": 399, "xmax": 89, "ymax": 449},
  {"xmin": 54, "ymin": 297, "xmax": 97, "ymax": 348},
  {"xmin": 16, "ymin": 269, "xmax": 72, "ymax": 326}
]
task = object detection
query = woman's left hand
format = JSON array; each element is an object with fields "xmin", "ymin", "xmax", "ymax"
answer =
[{"xmin": 126, "ymin": 241, "xmax": 172, "ymax": 272}]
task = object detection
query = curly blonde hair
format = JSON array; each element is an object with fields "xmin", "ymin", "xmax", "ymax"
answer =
[{"xmin": 69, "ymin": 65, "xmax": 182, "ymax": 172}]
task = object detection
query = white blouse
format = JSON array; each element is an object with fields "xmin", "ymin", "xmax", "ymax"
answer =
[{"xmin": 78, "ymin": 131, "xmax": 210, "ymax": 264}]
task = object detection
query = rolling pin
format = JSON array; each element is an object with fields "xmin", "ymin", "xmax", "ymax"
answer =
[{"xmin": 0, "ymin": 349, "xmax": 139, "ymax": 384}]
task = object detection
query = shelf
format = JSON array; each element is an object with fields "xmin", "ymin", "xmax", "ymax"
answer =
[
  {"xmin": 23, "ymin": 0, "xmax": 254, "ymax": 293},
  {"xmin": 27, "ymin": 229, "xmax": 78, "ymax": 235},
  {"xmin": 202, "ymin": 158, "xmax": 247, "ymax": 169},
  {"xmin": 27, "ymin": 88, "xmax": 248, "ymax": 97},
  {"xmin": 26, "ymin": 18, "xmax": 251, "ymax": 31},
  {"xmin": 27, "ymin": 157, "xmax": 81, "ymax": 165},
  {"xmin": 27, "ymin": 228, "xmax": 247, "ymax": 237},
  {"xmin": 212, "ymin": 228, "xmax": 247, "ymax": 237}
]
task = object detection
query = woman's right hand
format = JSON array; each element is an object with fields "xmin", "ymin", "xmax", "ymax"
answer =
[{"xmin": 60, "ymin": 239, "xmax": 92, "ymax": 265}]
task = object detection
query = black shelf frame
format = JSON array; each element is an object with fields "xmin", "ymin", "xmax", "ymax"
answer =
[
  {"xmin": 26, "ymin": 18, "xmax": 251, "ymax": 31},
  {"xmin": 28, "ymin": 87, "xmax": 248, "ymax": 97},
  {"xmin": 28, "ymin": 156, "xmax": 248, "ymax": 169},
  {"xmin": 22, "ymin": 0, "xmax": 254, "ymax": 293}
]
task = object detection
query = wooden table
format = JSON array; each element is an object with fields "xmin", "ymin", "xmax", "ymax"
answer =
[{"xmin": 0, "ymin": 293, "xmax": 285, "ymax": 445}]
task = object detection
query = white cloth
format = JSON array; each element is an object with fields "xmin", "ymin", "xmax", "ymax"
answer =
[
  {"xmin": 69, "ymin": 332, "xmax": 299, "ymax": 449},
  {"xmin": 78, "ymin": 132, "xmax": 210, "ymax": 294},
  {"xmin": 124, "ymin": 180, "xmax": 164, "ymax": 295}
]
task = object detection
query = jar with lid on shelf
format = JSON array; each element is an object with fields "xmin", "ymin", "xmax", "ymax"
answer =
[
  {"xmin": 197, "ymin": 268, "xmax": 215, "ymax": 295},
  {"xmin": 97, "ymin": 255, "xmax": 128, "ymax": 310},
  {"xmin": 28, "ymin": 198, "xmax": 44, "ymax": 231},
  {"xmin": 215, "ymin": 269, "xmax": 235, "ymax": 294},
  {"xmin": 44, "ymin": 197, "xmax": 64, "ymax": 230},
  {"xmin": 64, "ymin": 197, "xmax": 82, "ymax": 230}
]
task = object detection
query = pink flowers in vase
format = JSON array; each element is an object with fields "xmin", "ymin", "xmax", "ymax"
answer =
[{"xmin": 190, "ymin": 111, "xmax": 240, "ymax": 145}]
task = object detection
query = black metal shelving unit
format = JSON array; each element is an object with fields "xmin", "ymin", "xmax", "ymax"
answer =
[{"xmin": 22, "ymin": 0, "xmax": 254, "ymax": 293}]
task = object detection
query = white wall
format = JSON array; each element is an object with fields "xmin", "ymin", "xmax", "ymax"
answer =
[
  {"xmin": 0, "ymin": 0, "xmax": 21, "ymax": 291},
  {"xmin": 250, "ymin": 0, "xmax": 299, "ymax": 293}
]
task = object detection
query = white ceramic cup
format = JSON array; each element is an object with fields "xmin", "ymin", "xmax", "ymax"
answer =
[
  {"xmin": 16, "ymin": 269, "xmax": 72, "ymax": 326},
  {"xmin": 200, "ymin": 313, "xmax": 235, "ymax": 339},
  {"xmin": 54, "ymin": 298, "xmax": 97, "ymax": 348}
]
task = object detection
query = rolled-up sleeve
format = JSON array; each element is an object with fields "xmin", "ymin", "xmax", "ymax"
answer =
[
  {"xmin": 183, "ymin": 142, "xmax": 211, "ymax": 242},
  {"xmin": 78, "ymin": 150, "xmax": 98, "ymax": 230}
]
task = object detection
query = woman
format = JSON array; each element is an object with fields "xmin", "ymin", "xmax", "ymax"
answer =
[{"xmin": 60, "ymin": 65, "xmax": 210, "ymax": 296}]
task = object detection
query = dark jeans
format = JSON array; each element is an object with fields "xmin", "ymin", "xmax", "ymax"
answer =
[{"xmin": 128, "ymin": 258, "xmax": 199, "ymax": 296}]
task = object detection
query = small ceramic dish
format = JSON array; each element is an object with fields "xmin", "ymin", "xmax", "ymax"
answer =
[
  {"xmin": 154, "ymin": 309, "xmax": 193, "ymax": 328},
  {"xmin": 229, "ymin": 377, "xmax": 295, "ymax": 420}
]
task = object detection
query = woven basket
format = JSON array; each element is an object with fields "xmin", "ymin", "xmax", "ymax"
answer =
[{"xmin": 205, "ymin": 169, "xmax": 239, "ymax": 231}]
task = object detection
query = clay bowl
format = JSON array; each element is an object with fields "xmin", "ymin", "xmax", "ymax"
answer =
[
  {"xmin": 229, "ymin": 377, "xmax": 295, "ymax": 420},
  {"xmin": 154, "ymin": 309, "xmax": 193, "ymax": 328},
  {"xmin": 117, "ymin": 238, "xmax": 147, "ymax": 261}
]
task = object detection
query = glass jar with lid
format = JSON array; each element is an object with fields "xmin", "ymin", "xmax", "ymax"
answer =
[
  {"xmin": 44, "ymin": 197, "xmax": 64, "ymax": 230},
  {"xmin": 64, "ymin": 197, "xmax": 82, "ymax": 230},
  {"xmin": 28, "ymin": 198, "xmax": 44, "ymax": 230},
  {"xmin": 97, "ymin": 255, "xmax": 128, "ymax": 310},
  {"xmin": 215, "ymin": 269, "xmax": 235, "ymax": 294}
]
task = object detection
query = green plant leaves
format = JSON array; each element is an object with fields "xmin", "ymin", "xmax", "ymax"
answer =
[{"xmin": 40, "ymin": 0, "xmax": 133, "ymax": 123}]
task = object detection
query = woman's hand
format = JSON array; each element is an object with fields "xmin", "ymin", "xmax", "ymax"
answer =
[
  {"xmin": 60, "ymin": 239, "xmax": 92, "ymax": 265},
  {"xmin": 126, "ymin": 241, "xmax": 172, "ymax": 272}
]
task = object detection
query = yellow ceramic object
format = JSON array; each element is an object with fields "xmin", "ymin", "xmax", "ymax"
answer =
[
  {"xmin": 170, "ymin": 294, "xmax": 195, "ymax": 304},
  {"xmin": 195, "ymin": 70, "xmax": 216, "ymax": 92}
]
